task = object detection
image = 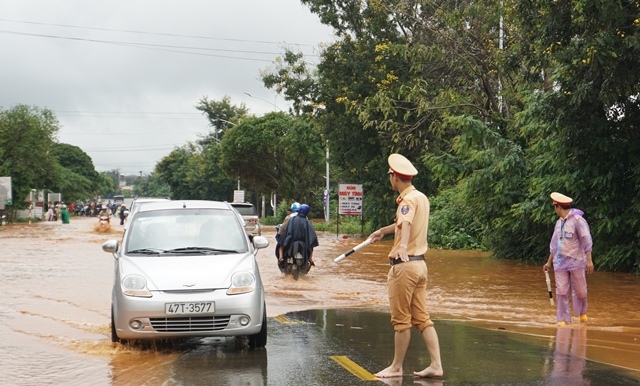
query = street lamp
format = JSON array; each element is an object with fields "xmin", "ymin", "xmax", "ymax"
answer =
[
  {"xmin": 215, "ymin": 118, "xmax": 236, "ymax": 126},
  {"xmin": 212, "ymin": 118, "xmax": 236, "ymax": 143},
  {"xmin": 244, "ymin": 92, "xmax": 283, "ymax": 112}
]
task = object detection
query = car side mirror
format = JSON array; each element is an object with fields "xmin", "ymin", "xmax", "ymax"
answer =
[
  {"xmin": 102, "ymin": 239, "xmax": 119, "ymax": 257},
  {"xmin": 252, "ymin": 236, "xmax": 269, "ymax": 250}
]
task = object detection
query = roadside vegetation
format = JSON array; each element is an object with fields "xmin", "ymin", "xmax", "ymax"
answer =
[{"xmin": 2, "ymin": 1, "xmax": 639, "ymax": 273}]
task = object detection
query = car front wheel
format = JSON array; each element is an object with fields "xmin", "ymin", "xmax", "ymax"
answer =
[
  {"xmin": 111, "ymin": 306, "xmax": 119, "ymax": 343},
  {"xmin": 248, "ymin": 304, "xmax": 267, "ymax": 349}
]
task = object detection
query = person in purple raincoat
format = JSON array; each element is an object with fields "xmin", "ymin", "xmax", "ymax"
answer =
[{"xmin": 543, "ymin": 192, "xmax": 594, "ymax": 326}]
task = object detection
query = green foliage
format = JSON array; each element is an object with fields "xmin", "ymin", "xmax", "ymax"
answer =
[
  {"xmin": 54, "ymin": 167, "xmax": 93, "ymax": 203},
  {"xmin": 0, "ymin": 105, "xmax": 59, "ymax": 208},
  {"xmin": 134, "ymin": 172, "xmax": 170, "ymax": 198},
  {"xmin": 511, "ymin": 0, "xmax": 640, "ymax": 272},
  {"xmin": 195, "ymin": 95, "xmax": 248, "ymax": 143},
  {"xmin": 50, "ymin": 143, "xmax": 99, "ymax": 202},
  {"xmin": 313, "ymin": 215, "xmax": 372, "ymax": 236},
  {"xmin": 261, "ymin": 51, "xmax": 318, "ymax": 116},
  {"xmin": 219, "ymin": 113, "xmax": 325, "ymax": 204},
  {"xmin": 155, "ymin": 143, "xmax": 236, "ymax": 201},
  {"xmin": 428, "ymin": 188, "xmax": 485, "ymax": 250},
  {"xmin": 96, "ymin": 172, "xmax": 118, "ymax": 198},
  {"xmin": 283, "ymin": 0, "xmax": 640, "ymax": 273}
]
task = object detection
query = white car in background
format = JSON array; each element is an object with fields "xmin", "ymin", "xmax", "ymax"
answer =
[
  {"xmin": 123, "ymin": 197, "xmax": 170, "ymax": 230},
  {"xmin": 103, "ymin": 200, "xmax": 269, "ymax": 347},
  {"xmin": 230, "ymin": 202, "xmax": 261, "ymax": 237}
]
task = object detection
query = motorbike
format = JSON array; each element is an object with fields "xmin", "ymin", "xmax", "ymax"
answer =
[
  {"xmin": 275, "ymin": 225, "xmax": 312, "ymax": 280},
  {"xmin": 98, "ymin": 214, "xmax": 110, "ymax": 224},
  {"xmin": 282, "ymin": 250, "xmax": 311, "ymax": 280}
]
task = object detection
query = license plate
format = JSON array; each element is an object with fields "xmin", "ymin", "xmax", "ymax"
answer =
[{"xmin": 165, "ymin": 302, "xmax": 214, "ymax": 315}]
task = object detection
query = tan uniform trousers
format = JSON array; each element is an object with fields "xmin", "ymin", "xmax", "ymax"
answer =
[{"xmin": 387, "ymin": 260, "xmax": 434, "ymax": 332}]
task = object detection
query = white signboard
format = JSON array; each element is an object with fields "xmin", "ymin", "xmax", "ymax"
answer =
[
  {"xmin": 24, "ymin": 190, "xmax": 36, "ymax": 202},
  {"xmin": 233, "ymin": 190, "xmax": 245, "ymax": 203},
  {"xmin": 338, "ymin": 183, "xmax": 363, "ymax": 215},
  {"xmin": 49, "ymin": 193, "xmax": 62, "ymax": 202},
  {"xmin": 0, "ymin": 177, "xmax": 12, "ymax": 205}
]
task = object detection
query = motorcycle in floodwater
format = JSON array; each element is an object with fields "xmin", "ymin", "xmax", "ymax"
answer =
[
  {"xmin": 283, "ymin": 249, "xmax": 312, "ymax": 280},
  {"xmin": 98, "ymin": 214, "xmax": 110, "ymax": 224},
  {"xmin": 275, "ymin": 225, "xmax": 313, "ymax": 280}
]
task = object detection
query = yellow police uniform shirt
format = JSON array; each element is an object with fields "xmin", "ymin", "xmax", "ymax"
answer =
[{"xmin": 389, "ymin": 186, "xmax": 429, "ymax": 257}]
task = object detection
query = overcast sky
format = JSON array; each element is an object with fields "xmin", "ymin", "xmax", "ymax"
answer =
[{"xmin": 0, "ymin": 1, "xmax": 335, "ymax": 175}]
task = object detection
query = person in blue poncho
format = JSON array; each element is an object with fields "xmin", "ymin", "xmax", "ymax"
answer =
[{"xmin": 278, "ymin": 203, "xmax": 318, "ymax": 273}]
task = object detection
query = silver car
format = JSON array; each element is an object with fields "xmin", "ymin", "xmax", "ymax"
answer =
[{"xmin": 103, "ymin": 200, "xmax": 269, "ymax": 347}]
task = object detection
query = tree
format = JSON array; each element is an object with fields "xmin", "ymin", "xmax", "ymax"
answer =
[
  {"xmin": 50, "ymin": 143, "xmax": 100, "ymax": 202},
  {"xmin": 134, "ymin": 172, "xmax": 170, "ymax": 198},
  {"xmin": 0, "ymin": 105, "xmax": 59, "ymax": 208},
  {"xmin": 194, "ymin": 144, "xmax": 236, "ymax": 201},
  {"xmin": 267, "ymin": 1, "xmax": 489, "ymax": 227},
  {"xmin": 261, "ymin": 51, "xmax": 319, "ymax": 116},
  {"xmin": 154, "ymin": 142, "xmax": 237, "ymax": 201},
  {"xmin": 219, "ymin": 112, "xmax": 325, "ymax": 205},
  {"xmin": 155, "ymin": 144, "xmax": 199, "ymax": 200},
  {"xmin": 507, "ymin": 0, "xmax": 640, "ymax": 272},
  {"xmin": 96, "ymin": 172, "xmax": 118, "ymax": 199},
  {"xmin": 195, "ymin": 96, "xmax": 249, "ymax": 144}
]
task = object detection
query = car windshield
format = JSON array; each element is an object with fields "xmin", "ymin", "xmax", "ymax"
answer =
[{"xmin": 124, "ymin": 208, "xmax": 247, "ymax": 254}]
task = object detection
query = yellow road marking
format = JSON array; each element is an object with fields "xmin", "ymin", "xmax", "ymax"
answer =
[
  {"xmin": 274, "ymin": 315, "xmax": 292, "ymax": 324},
  {"xmin": 330, "ymin": 355, "xmax": 377, "ymax": 381}
]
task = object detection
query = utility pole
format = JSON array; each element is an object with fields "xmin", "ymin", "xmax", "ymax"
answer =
[{"xmin": 325, "ymin": 140, "xmax": 330, "ymax": 223}]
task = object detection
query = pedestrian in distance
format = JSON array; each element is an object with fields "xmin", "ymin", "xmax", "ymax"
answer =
[
  {"xmin": 118, "ymin": 203, "xmax": 127, "ymax": 225},
  {"xmin": 60, "ymin": 204, "xmax": 70, "ymax": 224},
  {"xmin": 367, "ymin": 153, "xmax": 443, "ymax": 379},
  {"xmin": 543, "ymin": 192, "xmax": 594, "ymax": 326},
  {"xmin": 45, "ymin": 205, "xmax": 54, "ymax": 221}
]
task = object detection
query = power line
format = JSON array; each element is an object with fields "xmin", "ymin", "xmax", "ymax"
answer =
[
  {"xmin": 85, "ymin": 147, "xmax": 175, "ymax": 152},
  {"xmin": 0, "ymin": 29, "xmax": 305, "ymax": 62},
  {"xmin": 56, "ymin": 110, "xmax": 200, "ymax": 115},
  {"xmin": 0, "ymin": 18, "xmax": 319, "ymax": 47}
]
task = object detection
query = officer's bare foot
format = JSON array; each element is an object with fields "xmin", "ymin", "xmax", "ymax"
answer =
[
  {"xmin": 413, "ymin": 365, "xmax": 443, "ymax": 378},
  {"xmin": 375, "ymin": 365, "xmax": 403, "ymax": 378}
]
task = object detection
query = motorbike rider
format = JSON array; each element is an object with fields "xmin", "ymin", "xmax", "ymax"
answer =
[
  {"xmin": 276, "ymin": 202, "xmax": 300, "ymax": 272},
  {"xmin": 118, "ymin": 203, "xmax": 128, "ymax": 225},
  {"xmin": 278, "ymin": 203, "xmax": 318, "ymax": 273},
  {"xmin": 98, "ymin": 206, "xmax": 111, "ymax": 223}
]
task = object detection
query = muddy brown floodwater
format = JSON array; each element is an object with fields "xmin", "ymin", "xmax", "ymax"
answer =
[{"xmin": 1, "ymin": 216, "xmax": 639, "ymax": 385}]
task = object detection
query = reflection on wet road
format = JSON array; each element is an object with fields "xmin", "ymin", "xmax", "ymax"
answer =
[
  {"xmin": 275, "ymin": 309, "xmax": 638, "ymax": 385},
  {"xmin": 0, "ymin": 217, "xmax": 639, "ymax": 385},
  {"xmin": 109, "ymin": 310, "xmax": 640, "ymax": 385}
]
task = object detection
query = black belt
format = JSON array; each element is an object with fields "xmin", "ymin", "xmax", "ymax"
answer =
[{"xmin": 389, "ymin": 255, "xmax": 424, "ymax": 266}]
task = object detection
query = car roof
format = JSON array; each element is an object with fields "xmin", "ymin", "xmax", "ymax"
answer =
[
  {"xmin": 132, "ymin": 197, "xmax": 170, "ymax": 203},
  {"xmin": 136, "ymin": 200, "xmax": 233, "ymax": 213},
  {"xmin": 230, "ymin": 202, "xmax": 254, "ymax": 207}
]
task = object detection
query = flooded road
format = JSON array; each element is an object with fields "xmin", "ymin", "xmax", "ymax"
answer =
[{"xmin": 1, "ymin": 216, "xmax": 639, "ymax": 385}]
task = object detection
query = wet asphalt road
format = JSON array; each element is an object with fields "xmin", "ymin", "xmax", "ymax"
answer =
[{"xmin": 162, "ymin": 309, "xmax": 638, "ymax": 385}]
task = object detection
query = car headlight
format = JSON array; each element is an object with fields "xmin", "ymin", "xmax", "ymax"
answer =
[
  {"xmin": 227, "ymin": 271, "xmax": 255, "ymax": 295},
  {"xmin": 122, "ymin": 274, "xmax": 152, "ymax": 297}
]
